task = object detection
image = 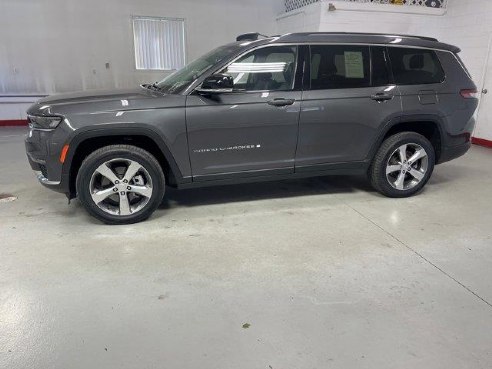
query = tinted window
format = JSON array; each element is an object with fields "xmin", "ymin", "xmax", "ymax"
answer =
[
  {"xmin": 371, "ymin": 47, "xmax": 390, "ymax": 86},
  {"xmin": 223, "ymin": 46, "xmax": 297, "ymax": 91},
  {"xmin": 388, "ymin": 47, "xmax": 445, "ymax": 85},
  {"xmin": 310, "ymin": 45, "xmax": 370, "ymax": 90}
]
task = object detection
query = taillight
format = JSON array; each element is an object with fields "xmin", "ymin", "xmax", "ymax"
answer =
[{"xmin": 460, "ymin": 89, "xmax": 478, "ymax": 99}]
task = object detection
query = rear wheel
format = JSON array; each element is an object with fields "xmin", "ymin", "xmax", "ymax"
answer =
[
  {"xmin": 76, "ymin": 145, "xmax": 165, "ymax": 224},
  {"xmin": 369, "ymin": 132, "xmax": 435, "ymax": 198}
]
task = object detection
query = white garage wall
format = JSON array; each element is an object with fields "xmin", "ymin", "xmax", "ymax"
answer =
[
  {"xmin": 277, "ymin": 1, "xmax": 445, "ymax": 39},
  {"xmin": 0, "ymin": 0, "xmax": 283, "ymax": 119},
  {"xmin": 438, "ymin": 0, "xmax": 491, "ymax": 90},
  {"xmin": 437, "ymin": 0, "xmax": 492, "ymax": 141}
]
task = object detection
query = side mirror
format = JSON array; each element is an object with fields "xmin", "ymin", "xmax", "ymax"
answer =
[{"xmin": 197, "ymin": 74, "xmax": 234, "ymax": 94}]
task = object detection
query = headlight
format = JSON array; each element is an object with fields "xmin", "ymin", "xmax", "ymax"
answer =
[{"xmin": 28, "ymin": 115, "xmax": 63, "ymax": 129}]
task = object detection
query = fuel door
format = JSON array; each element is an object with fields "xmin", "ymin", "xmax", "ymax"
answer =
[{"xmin": 418, "ymin": 90, "xmax": 438, "ymax": 105}]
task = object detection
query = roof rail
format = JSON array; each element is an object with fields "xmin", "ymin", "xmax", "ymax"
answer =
[
  {"xmin": 295, "ymin": 32, "xmax": 438, "ymax": 42},
  {"xmin": 236, "ymin": 32, "xmax": 272, "ymax": 42}
]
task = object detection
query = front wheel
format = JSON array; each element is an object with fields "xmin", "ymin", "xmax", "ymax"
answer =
[
  {"xmin": 369, "ymin": 132, "xmax": 435, "ymax": 198},
  {"xmin": 76, "ymin": 145, "xmax": 165, "ymax": 224}
]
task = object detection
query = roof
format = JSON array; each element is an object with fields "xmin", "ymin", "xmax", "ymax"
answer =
[{"xmin": 236, "ymin": 32, "xmax": 460, "ymax": 54}]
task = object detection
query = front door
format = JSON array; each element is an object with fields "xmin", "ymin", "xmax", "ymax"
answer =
[
  {"xmin": 186, "ymin": 45, "xmax": 301, "ymax": 180},
  {"xmin": 296, "ymin": 45, "xmax": 402, "ymax": 170}
]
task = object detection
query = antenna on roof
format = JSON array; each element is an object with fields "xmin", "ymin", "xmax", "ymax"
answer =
[{"xmin": 236, "ymin": 32, "xmax": 270, "ymax": 42}]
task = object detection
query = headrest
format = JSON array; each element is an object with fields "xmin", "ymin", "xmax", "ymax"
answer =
[
  {"xmin": 409, "ymin": 54, "xmax": 424, "ymax": 69},
  {"xmin": 320, "ymin": 58, "xmax": 337, "ymax": 75}
]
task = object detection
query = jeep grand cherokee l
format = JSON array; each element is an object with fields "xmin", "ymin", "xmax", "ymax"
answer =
[{"xmin": 25, "ymin": 32, "xmax": 478, "ymax": 224}]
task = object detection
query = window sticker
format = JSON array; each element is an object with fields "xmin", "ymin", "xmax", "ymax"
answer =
[{"xmin": 344, "ymin": 51, "xmax": 364, "ymax": 78}]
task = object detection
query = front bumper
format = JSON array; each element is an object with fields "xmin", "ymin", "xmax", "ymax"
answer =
[
  {"xmin": 25, "ymin": 126, "xmax": 69, "ymax": 194},
  {"xmin": 26, "ymin": 151, "xmax": 67, "ymax": 193},
  {"xmin": 35, "ymin": 170, "xmax": 61, "ymax": 186}
]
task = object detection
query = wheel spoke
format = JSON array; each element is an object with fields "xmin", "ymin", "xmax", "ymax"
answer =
[
  {"xmin": 386, "ymin": 165, "xmax": 402, "ymax": 175},
  {"xmin": 95, "ymin": 163, "xmax": 119, "ymax": 184},
  {"xmin": 397, "ymin": 145, "xmax": 408, "ymax": 164},
  {"xmin": 409, "ymin": 168, "xmax": 425, "ymax": 181},
  {"xmin": 128, "ymin": 185, "xmax": 152, "ymax": 198},
  {"xmin": 394, "ymin": 171, "xmax": 405, "ymax": 190},
  {"xmin": 119, "ymin": 194, "xmax": 131, "ymax": 216},
  {"xmin": 407, "ymin": 149, "xmax": 427, "ymax": 164},
  {"xmin": 90, "ymin": 158, "xmax": 152, "ymax": 218},
  {"xmin": 91, "ymin": 188, "xmax": 115, "ymax": 204},
  {"xmin": 386, "ymin": 143, "xmax": 429, "ymax": 191},
  {"xmin": 123, "ymin": 161, "xmax": 142, "ymax": 182}
]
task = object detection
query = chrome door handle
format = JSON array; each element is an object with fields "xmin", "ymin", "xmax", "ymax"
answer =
[
  {"xmin": 371, "ymin": 93, "xmax": 393, "ymax": 102},
  {"xmin": 268, "ymin": 98, "xmax": 295, "ymax": 107},
  {"xmin": 483, "ymin": 89, "xmax": 488, "ymax": 94}
]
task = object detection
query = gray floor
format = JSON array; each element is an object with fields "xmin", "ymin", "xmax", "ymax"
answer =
[{"xmin": 1, "ymin": 126, "xmax": 491, "ymax": 369}]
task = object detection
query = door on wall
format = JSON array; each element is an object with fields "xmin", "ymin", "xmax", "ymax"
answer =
[{"xmin": 476, "ymin": 34, "xmax": 492, "ymax": 142}]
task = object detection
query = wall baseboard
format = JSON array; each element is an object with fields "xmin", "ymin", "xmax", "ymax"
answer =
[
  {"xmin": 0, "ymin": 120, "xmax": 28, "ymax": 127},
  {"xmin": 472, "ymin": 137, "xmax": 492, "ymax": 149}
]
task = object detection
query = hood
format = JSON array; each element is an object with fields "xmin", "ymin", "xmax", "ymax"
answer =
[
  {"xmin": 27, "ymin": 87, "xmax": 182, "ymax": 116},
  {"xmin": 38, "ymin": 88, "xmax": 155, "ymax": 105}
]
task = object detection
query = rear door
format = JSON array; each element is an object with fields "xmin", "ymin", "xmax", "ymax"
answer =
[
  {"xmin": 186, "ymin": 45, "xmax": 302, "ymax": 180},
  {"xmin": 295, "ymin": 45, "xmax": 402, "ymax": 170}
]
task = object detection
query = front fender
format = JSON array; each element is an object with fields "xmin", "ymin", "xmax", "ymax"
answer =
[{"xmin": 61, "ymin": 124, "xmax": 191, "ymax": 197}]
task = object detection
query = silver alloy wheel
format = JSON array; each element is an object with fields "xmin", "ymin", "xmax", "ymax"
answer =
[
  {"xmin": 386, "ymin": 143, "xmax": 429, "ymax": 191},
  {"xmin": 89, "ymin": 158, "xmax": 153, "ymax": 216}
]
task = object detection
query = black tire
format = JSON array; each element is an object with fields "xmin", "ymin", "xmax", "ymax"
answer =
[
  {"xmin": 369, "ymin": 132, "xmax": 435, "ymax": 198},
  {"xmin": 76, "ymin": 145, "xmax": 165, "ymax": 224}
]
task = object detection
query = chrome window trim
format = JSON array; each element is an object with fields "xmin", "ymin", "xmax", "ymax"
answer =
[{"xmin": 187, "ymin": 42, "xmax": 457, "ymax": 95}]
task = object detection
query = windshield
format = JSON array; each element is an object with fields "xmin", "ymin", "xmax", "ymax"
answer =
[{"xmin": 154, "ymin": 44, "xmax": 241, "ymax": 94}]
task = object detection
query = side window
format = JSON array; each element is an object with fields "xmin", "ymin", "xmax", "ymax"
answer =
[
  {"xmin": 223, "ymin": 46, "xmax": 297, "ymax": 91},
  {"xmin": 371, "ymin": 47, "xmax": 390, "ymax": 87},
  {"xmin": 388, "ymin": 47, "xmax": 445, "ymax": 85},
  {"xmin": 310, "ymin": 45, "xmax": 370, "ymax": 90}
]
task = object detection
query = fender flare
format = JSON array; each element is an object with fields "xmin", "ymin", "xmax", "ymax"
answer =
[
  {"xmin": 61, "ymin": 125, "xmax": 187, "ymax": 190},
  {"xmin": 366, "ymin": 114, "xmax": 446, "ymax": 162}
]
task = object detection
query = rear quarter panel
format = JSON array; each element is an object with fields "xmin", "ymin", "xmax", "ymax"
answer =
[{"xmin": 398, "ymin": 50, "xmax": 478, "ymax": 148}]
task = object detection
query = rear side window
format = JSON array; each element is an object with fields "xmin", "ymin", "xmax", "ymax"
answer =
[
  {"xmin": 310, "ymin": 45, "xmax": 370, "ymax": 90},
  {"xmin": 388, "ymin": 47, "xmax": 445, "ymax": 85}
]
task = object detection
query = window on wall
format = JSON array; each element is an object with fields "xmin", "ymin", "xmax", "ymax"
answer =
[
  {"xmin": 310, "ymin": 45, "xmax": 370, "ymax": 90},
  {"xmin": 132, "ymin": 16, "xmax": 185, "ymax": 71}
]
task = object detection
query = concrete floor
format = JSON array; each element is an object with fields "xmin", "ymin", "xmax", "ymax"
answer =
[{"xmin": 1, "ymin": 126, "xmax": 491, "ymax": 369}]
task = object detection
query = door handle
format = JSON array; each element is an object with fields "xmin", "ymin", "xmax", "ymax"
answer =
[
  {"xmin": 371, "ymin": 93, "xmax": 394, "ymax": 102},
  {"xmin": 268, "ymin": 98, "xmax": 295, "ymax": 107},
  {"xmin": 483, "ymin": 89, "xmax": 488, "ymax": 94}
]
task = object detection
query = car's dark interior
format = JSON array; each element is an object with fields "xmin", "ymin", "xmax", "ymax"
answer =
[{"xmin": 226, "ymin": 46, "xmax": 296, "ymax": 91}]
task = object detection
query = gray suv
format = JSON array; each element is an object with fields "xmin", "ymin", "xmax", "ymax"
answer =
[{"xmin": 25, "ymin": 32, "xmax": 478, "ymax": 224}]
